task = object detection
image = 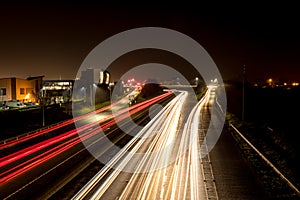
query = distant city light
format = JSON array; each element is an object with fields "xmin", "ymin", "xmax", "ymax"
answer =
[
  {"xmin": 253, "ymin": 79, "xmax": 300, "ymax": 88},
  {"xmin": 267, "ymin": 78, "xmax": 273, "ymax": 86}
]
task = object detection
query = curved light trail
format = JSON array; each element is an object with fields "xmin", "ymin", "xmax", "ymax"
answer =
[
  {"xmin": 73, "ymin": 88, "xmax": 219, "ymax": 200},
  {"xmin": 0, "ymin": 91, "xmax": 173, "ymax": 187},
  {"xmin": 73, "ymin": 91, "xmax": 188, "ymax": 200}
]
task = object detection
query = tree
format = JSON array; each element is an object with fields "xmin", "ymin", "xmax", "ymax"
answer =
[{"xmin": 140, "ymin": 83, "xmax": 163, "ymax": 99}]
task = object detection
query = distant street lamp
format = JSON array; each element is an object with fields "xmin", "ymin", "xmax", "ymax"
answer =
[
  {"xmin": 267, "ymin": 78, "xmax": 273, "ymax": 86},
  {"xmin": 90, "ymin": 84, "xmax": 93, "ymax": 106},
  {"xmin": 80, "ymin": 87, "xmax": 86, "ymax": 102},
  {"xmin": 109, "ymin": 82, "xmax": 114, "ymax": 102},
  {"xmin": 90, "ymin": 83, "xmax": 97, "ymax": 106},
  {"xmin": 109, "ymin": 84, "xmax": 112, "ymax": 101}
]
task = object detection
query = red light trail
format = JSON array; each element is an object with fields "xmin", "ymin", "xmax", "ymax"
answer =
[{"xmin": 0, "ymin": 91, "xmax": 173, "ymax": 185}]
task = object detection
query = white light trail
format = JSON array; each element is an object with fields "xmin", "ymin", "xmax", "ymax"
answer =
[
  {"xmin": 73, "ymin": 88, "xmax": 218, "ymax": 200},
  {"xmin": 73, "ymin": 91, "xmax": 188, "ymax": 200}
]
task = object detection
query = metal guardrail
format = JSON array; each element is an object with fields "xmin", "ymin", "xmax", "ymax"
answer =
[
  {"xmin": 0, "ymin": 102, "xmax": 101, "ymax": 146},
  {"xmin": 214, "ymin": 88, "xmax": 300, "ymax": 196},
  {"xmin": 229, "ymin": 123, "xmax": 300, "ymax": 196},
  {"xmin": 0, "ymin": 119, "xmax": 67, "ymax": 145}
]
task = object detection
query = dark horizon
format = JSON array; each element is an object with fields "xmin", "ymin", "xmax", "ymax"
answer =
[{"xmin": 1, "ymin": 2, "xmax": 299, "ymax": 82}]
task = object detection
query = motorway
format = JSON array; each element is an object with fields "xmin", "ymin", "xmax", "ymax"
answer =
[
  {"xmin": 0, "ymin": 90, "xmax": 174, "ymax": 199},
  {"xmin": 73, "ymin": 87, "xmax": 220, "ymax": 199},
  {"xmin": 0, "ymin": 87, "xmax": 267, "ymax": 199},
  {"xmin": 72, "ymin": 87, "xmax": 266, "ymax": 200}
]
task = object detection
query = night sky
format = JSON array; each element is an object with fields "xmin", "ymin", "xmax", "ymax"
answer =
[{"xmin": 0, "ymin": 2, "xmax": 299, "ymax": 82}]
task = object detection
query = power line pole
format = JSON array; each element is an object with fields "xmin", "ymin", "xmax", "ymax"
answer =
[{"xmin": 242, "ymin": 65, "xmax": 246, "ymax": 121}]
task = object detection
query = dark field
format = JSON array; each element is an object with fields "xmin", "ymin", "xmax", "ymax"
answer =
[
  {"xmin": 227, "ymin": 82, "xmax": 300, "ymax": 144},
  {"xmin": 0, "ymin": 104, "xmax": 72, "ymax": 140},
  {"xmin": 226, "ymin": 82, "xmax": 300, "ymax": 188}
]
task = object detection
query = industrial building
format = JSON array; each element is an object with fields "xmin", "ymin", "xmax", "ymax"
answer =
[
  {"xmin": 42, "ymin": 80, "xmax": 74, "ymax": 104},
  {"xmin": 73, "ymin": 68, "xmax": 111, "ymax": 105}
]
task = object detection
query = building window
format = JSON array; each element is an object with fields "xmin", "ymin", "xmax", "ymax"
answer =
[
  {"xmin": 0, "ymin": 88, "xmax": 6, "ymax": 95},
  {"xmin": 26, "ymin": 88, "xmax": 33, "ymax": 94},
  {"xmin": 20, "ymin": 88, "xmax": 25, "ymax": 94}
]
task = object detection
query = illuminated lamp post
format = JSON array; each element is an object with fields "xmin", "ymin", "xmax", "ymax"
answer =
[{"xmin": 90, "ymin": 83, "xmax": 97, "ymax": 107}]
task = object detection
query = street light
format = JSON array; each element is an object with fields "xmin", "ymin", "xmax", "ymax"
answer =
[
  {"xmin": 267, "ymin": 78, "xmax": 273, "ymax": 86},
  {"xmin": 90, "ymin": 84, "xmax": 93, "ymax": 106},
  {"xmin": 90, "ymin": 83, "xmax": 97, "ymax": 106},
  {"xmin": 109, "ymin": 85, "xmax": 112, "ymax": 101},
  {"xmin": 109, "ymin": 82, "xmax": 114, "ymax": 101}
]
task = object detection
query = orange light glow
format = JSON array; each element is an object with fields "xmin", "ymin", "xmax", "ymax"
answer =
[{"xmin": 268, "ymin": 78, "xmax": 273, "ymax": 83}]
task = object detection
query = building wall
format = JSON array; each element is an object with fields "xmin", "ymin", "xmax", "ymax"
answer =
[
  {"xmin": 81, "ymin": 68, "xmax": 110, "ymax": 85},
  {"xmin": 16, "ymin": 78, "xmax": 36, "ymax": 102},
  {"xmin": 0, "ymin": 77, "xmax": 42, "ymax": 103},
  {"xmin": 75, "ymin": 68, "xmax": 111, "ymax": 105},
  {"xmin": 0, "ymin": 78, "xmax": 12, "ymax": 102}
]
